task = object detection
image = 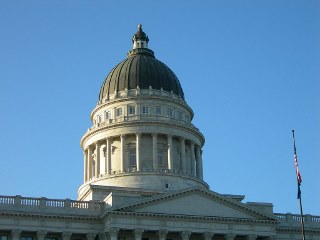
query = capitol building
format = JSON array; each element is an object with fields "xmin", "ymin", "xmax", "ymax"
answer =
[{"xmin": 0, "ymin": 25, "xmax": 319, "ymax": 240}]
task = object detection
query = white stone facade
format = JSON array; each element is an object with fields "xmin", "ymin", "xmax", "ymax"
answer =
[{"xmin": 0, "ymin": 25, "xmax": 319, "ymax": 240}]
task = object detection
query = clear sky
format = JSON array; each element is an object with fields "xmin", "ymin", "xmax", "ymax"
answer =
[{"xmin": 0, "ymin": 1, "xmax": 319, "ymax": 215}]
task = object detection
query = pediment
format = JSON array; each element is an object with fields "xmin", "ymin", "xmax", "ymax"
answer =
[{"xmin": 113, "ymin": 188, "xmax": 277, "ymax": 221}]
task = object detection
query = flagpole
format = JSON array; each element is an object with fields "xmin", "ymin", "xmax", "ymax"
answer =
[{"xmin": 292, "ymin": 130, "xmax": 306, "ymax": 240}]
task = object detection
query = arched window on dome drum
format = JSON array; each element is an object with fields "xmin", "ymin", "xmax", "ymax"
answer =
[
  {"xmin": 155, "ymin": 106, "xmax": 161, "ymax": 115},
  {"xmin": 116, "ymin": 108, "xmax": 122, "ymax": 117},
  {"xmin": 128, "ymin": 106, "xmax": 135, "ymax": 115}
]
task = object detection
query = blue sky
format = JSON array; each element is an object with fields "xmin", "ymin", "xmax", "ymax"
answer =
[{"xmin": 0, "ymin": 1, "xmax": 319, "ymax": 215}]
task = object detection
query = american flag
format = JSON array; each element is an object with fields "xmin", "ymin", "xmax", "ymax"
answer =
[{"xmin": 294, "ymin": 153, "xmax": 302, "ymax": 186}]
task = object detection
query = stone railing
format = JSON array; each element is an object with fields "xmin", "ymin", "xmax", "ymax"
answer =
[
  {"xmin": 275, "ymin": 213, "xmax": 320, "ymax": 228},
  {"xmin": 0, "ymin": 195, "xmax": 104, "ymax": 216}
]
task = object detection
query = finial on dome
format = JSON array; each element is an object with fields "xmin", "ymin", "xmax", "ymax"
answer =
[{"xmin": 132, "ymin": 24, "xmax": 149, "ymax": 49}]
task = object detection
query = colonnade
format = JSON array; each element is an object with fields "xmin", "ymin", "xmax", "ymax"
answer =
[
  {"xmin": 83, "ymin": 133, "xmax": 203, "ymax": 182},
  {"xmin": 9, "ymin": 229, "xmax": 275, "ymax": 240}
]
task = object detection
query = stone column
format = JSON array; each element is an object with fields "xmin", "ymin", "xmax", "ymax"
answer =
[
  {"xmin": 136, "ymin": 133, "xmax": 141, "ymax": 171},
  {"xmin": 62, "ymin": 232, "xmax": 72, "ymax": 240},
  {"xmin": 224, "ymin": 233, "xmax": 235, "ymax": 240},
  {"xmin": 180, "ymin": 138, "xmax": 186, "ymax": 173},
  {"xmin": 196, "ymin": 145, "xmax": 203, "ymax": 180},
  {"xmin": 106, "ymin": 138, "xmax": 111, "ymax": 175},
  {"xmin": 37, "ymin": 231, "xmax": 47, "ymax": 240},
  {"xmin": 246, "ymin": 235, "xmax": 257, "ymax": 240},
  {"xmin": 134, "ymin": 229, "xmax": 144, "ymax": 240},
  {"xmin": 84, "ymin": 149, "xmax": 88, "ymax": 182},
  {"xmin": 157, "ymin": 230, "xmax": 168, "ymax": 240},
  {"xmin": 152, "ymin": 133, "xmax": 158, "ymax": 171},
  {"xmin": 203, "ymin": 232, "xmax": 214, "ymax": 240},
  {"xmin": 11, "ymin": 230, "xmax": 22, "ymax": 240},
  {"xmin": 190, "ymin": 141, "xmax": 195, "ymax": 176},
  {"xmin": 88, "ymin": 145, "xmax": 93, "ymax": 180},
  {"xmin": 167, "ymin": 135, "xmax": 173, "ymax": 170},
  {"xmin": 120, "ymin": 134, "xmax": 126, "ymax": 172},
  {"xmin": 86, "ymin": 233, "xmax": 97, "ymax": 240},
  {"xmin": 95, "ymin": 141, "xmax": 101, "ymax": 177},
  {"xmin": 180, "ymin": 231, "xmax": 191, "ymax": 240},
  {"xmin": 108, "ymin": 228, "xmax": 119, "ymax": 240}
]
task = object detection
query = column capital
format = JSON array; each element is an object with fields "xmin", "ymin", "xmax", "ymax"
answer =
[
  {"xmin": 247, "ymin": 235, "xmax": 257, "ymax": 240},
  {"xmin": 37, "ymin": 231, "xmax": 47, "ymax": 240},
  {"xmin": 108, "ymin": 228, "xmax": 119, "ymax": 238},
  {"xmin": 179, "ymin": 136, "xmax": 186, "ymax": 141},
  {"xmin": 62, "ymin": 232, "xmax": 72, "ymax": 240},
  {"xmin": 224, "ymin": 233, "xmax": 236, "ymax": 240},
  {"xmin": 134, "ymin": 229, "xmax": 144, "ymax": 240},
  {"xmin": 152, "ymin": 133, "xmax": 158, "ymax": 137},
  {"xmin": 180, "ymin": 231, "xmax": 191, "ymax": 240},
  {"xmin": 11, "ymin": 230, "xmax": 22, "ymax": 237},
  {"xmin": 157, "ymin": 229, "xmax": 168, "ymax": 239},
  {"xmin": 86, "ymin": 233, "xmax": 97, "ymax": 240},
  {"xmin": 203, "ymin": 232, "xmax": 214, "ymax": 240}
]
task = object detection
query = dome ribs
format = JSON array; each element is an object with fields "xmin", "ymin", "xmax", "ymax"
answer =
[{"xmin": 99, "ymin": 51, "xmax": 185, "ymax": 101}]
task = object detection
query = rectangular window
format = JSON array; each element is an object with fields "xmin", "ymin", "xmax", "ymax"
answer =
[
  {"xmin": 129, "ymin": 149, "xmax": 136, "ymax": 166},
  {"xmin": 158, "ymin": 148, "xmax": 164, "ymax": 166},
  {"xmin": 128, "ymin": 106, "xmax": 135, "ymax": 115},
  {"xmin": 155, "ymin": 106, "xmax": 161, "ymax": 115},
  {"xmin": 0, "ymin": 236, "xmax": 8, "ymax": 240},
  {"xmin": 167, "ymin": 108, "xmax": 173, "ymax": 117},
  {"xmin": 142, "ymin": 106, "xmax": 149, "ymax": 114},
  {"xmin": 116, "ymin": 108, "xmax": 122, "ymax": 117},
  {"xmin": 178, "ymin": 111, "xmax": 182, "ymax": 120},
  {"xmin": 105, "ymin": 111, "xmax": 112, "ymax": 119}
]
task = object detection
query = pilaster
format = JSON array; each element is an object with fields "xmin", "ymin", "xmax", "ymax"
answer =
[
  {"xmin": 11, "ymin": 230, "xmax": 22, "ymax": 240},
  {"xmin": 157, "ymin": 230, "xmax": 168, "ymax": 240},
  {"xmin": 167, "ymin": 135, "xmax": 173, "ymax": 170},
  {"xmin": 108, "ymin": 228, "xmax": 119, "ymax": 240},
  {"xmin": 152, "ymin": 133, "xmax": 158, "ymax": 171},
  {"xmin": 203, "ymin": 232, "xmax": 214, "ymax": 240},
  {"xmin": 224, "ymin": 233, "xmax": 235, "ymax": 240},
  {"xmin": 134, "ymin": 229, "xmax": 144, "ymax": 240},
  {"xmin": 136, "ymin": 133, "xmax": 141, "ymax": 171}
]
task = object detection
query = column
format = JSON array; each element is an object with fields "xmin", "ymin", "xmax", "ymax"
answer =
[
  {"xmin": 196, "ymin": 145, "xmax": 203, "ymax": 180},
  {"xmin": 190, "ymin": 142, "xmax": 195, "ymax": 176},
  {"xmin": 86, "ymin": 233, "xmax": 97, "ymax": 240},
  {"xmin": 167, "ymin": 135, "xmax": 173, "ymax": 170},
  {"xmin": 180, "ymin": 138, "xmax": 186, "ymax": 173},
  {"xmin": 224, "ymin": 233, "xmax": 235, "ymax": 240},
  {"xmin": 108, "ymin": 228, "xmax": 119, "ymax": 240},
  {"xmin": 180, "ymin": 231, "xmax": 191, "ymax": 240},
  {"xmin": 157, "ymin": 230, "xmax": 168, "ymax": 240},
  {"xmin": 120, "ymin": 135, "xmax": 125, "ymax": 172},
  {"xmin": 134, "ymin": 229, "xmax": 144, "ymax": 240},
  {"xmin": 95, "ymin": 142, "xmax": 101, "ymax": 177},
  {"xmin": 136, "ymin": 133, "xmax": 141, "ymax": 171},
  {"xmin": 37, "ymin": 231, "xmax": 47, "ymax": 240},
  {"xmin": 11, "ymin": 230, "xmax": 22, "ymax": 240},
  {"xmin": 152, "ymin": 133, "xmax": 158, "ymax": 171},
  {"xmin": 88, "ymin": 145, "xmax": 93, "ymax": 180},
  {"xmin": 84, "ymin": 149, "xmax": 88, "ymax": 182},
  {"xmin": 203, "ymin": 232, "xmax": 214, "ymax": 240},
  {"xmin": 62, "ymin": 232, "xmax": 72, "ymax": 240},
  {"xmin": 106, "ymin": 138, "xmax": 111, "ymax": 175}
]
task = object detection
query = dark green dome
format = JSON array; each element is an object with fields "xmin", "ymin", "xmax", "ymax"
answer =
[{"xmin": 99, "ymin": 25, "xmax": 184, "ymax": 102}]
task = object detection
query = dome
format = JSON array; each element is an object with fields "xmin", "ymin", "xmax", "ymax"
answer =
[{"xmin": 98, "ymin": 25, "xmax": 184, "ymax": 102}]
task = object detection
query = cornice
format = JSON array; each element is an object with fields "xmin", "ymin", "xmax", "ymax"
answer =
[
  {"xmin": 80, "ymin": 119, "xmax": 205, "ymax": 147},
  {"xmin": 0, "ymin": 211, "xmax": 101, "ymax": 223},
  {"xmin": 276, "ymin": 227, "xmax": 320, "ymax": 234},
  {"xmin": 104, "ymin": 211, "xmax": 278, "ymax": 225}
]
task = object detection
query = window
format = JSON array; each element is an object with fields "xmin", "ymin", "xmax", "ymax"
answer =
[
  {"xmin": 128, "ymin": 106, "xmax": 135, "ymax": 115},
  {"xmin": 155, "ymin": 106, "xmax": 161, "ymax": 115},
  {"xmin": 158, "ymin": 148, "xmax": 164, "ymax": 166},
  {"xmin": 185, "ymin": 114, "xmax": 189, "ymax": 122},
  {"xmin": 97, "ymin": 115, "xmax": 102, "ymax": 123},
  {"xmin": 129, "ymin": 149, "xmax": 136, "ymax": 167},
  {"xmin": 105, "ymin": 111, "xmax": 111, "ymax": 119},
  {"xmin": 178, "ymin": 111, "xmax": 182, "ymax": 120},
  {"xmin": 167, "ymin": 108, "xmax": 173, "ymax": 117},
  {"xmin": 46, "ymin": 237, "xmax": 58, "ymax": 240},
  {"xmin": 142, "ymin": 106, "xmax": 149, "ymax": 114},
  {"xmin": 0, "ymin": 236, "xmax": 8, "ymax": 240},
  {"xmin": 116, "ymin": 108, "xmax": 122, "ymax": 117}
]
